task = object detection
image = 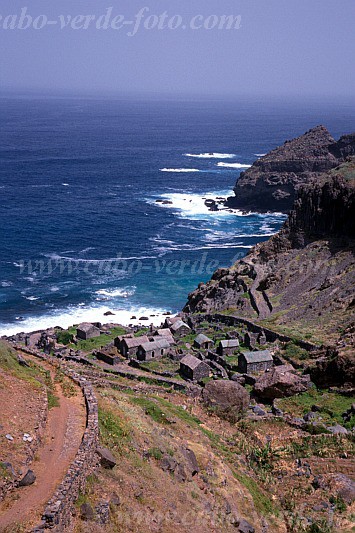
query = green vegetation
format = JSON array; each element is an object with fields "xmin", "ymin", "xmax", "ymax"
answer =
[
  {"xmin": 156, "ymin": 396, "xmax": 202, "ymax": 427},
  {"xmin": 69, "ymin": 325, "xmax": 127, "ymax": 352},
  {"xmin": 130, "ymin": 397, "xmax": 172, "ymax": 425},
  {"xmin": 329, "ymin": 494, "xmax": 347, "ymax": 513},
  {"xmin": 276, "ymin": 389, "xmax": 354, "ymax": 428},
  {"xmin": 134, "ymin": 328, "xmax": 149, "ymax": 337},
  {"xmin": 283, "ymin": 341, "xmax": 309, "ymax": 362},
  {"xmin": 147, "ymin": 447, "xmax": 163, "ymax": 460},
  {"xmin": 98, "ymin": 406, "xmax": 131, "ymax": 452},
  {"xmin": 178, "ymin": 332, "xmax": 197, "ymax": 349},
  {"xmin": 285, "ymin": 434, "xmax": 354, "ymax": 458},
  {"xmin": 0, "ymin": 462, "xmax": 11, "ymax": 480},
  {"xmin": 233, "ymin": 471, "xmax": 278, "ymax": 516},
  {"xmin": 0, "ymin": 341, "xmax": 41, "ymax": 386},
  {"xmin": 305, "ymin": 519, "xmax": 333, "ymax": 533},
  {"xmin": 139, "ymin": 357, "xmax": 179, "ymax": 374},
  {"xmin": 47, "ymin": 390, "xmax": 59, "ymax": 409},
  {"xmin": 55, "ymin": 329, "xmax": 74, "ymax": 345},
  {"xmin": 54, "ymin": 368, "xmax": 76, "ymax": 397}
]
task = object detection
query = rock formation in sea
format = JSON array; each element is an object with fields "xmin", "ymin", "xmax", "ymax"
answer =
[{"xmin": 226, "ymin": 125, "xmax": 355, "ymax": 213}]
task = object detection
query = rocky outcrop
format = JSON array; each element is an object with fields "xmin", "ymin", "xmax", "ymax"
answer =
[
  {"xmin": 184, "ymin": 165, "xmax": 355, "ymax": 351},
  {"xmin": 253, "ymin": 366, "xmax": 311, "ymax": 400},
  {"xmin": 202, "ymin": 380, "xmax": 250, "ymax": 422},
  {"xmin": 227, "ymin": 126, "xmax": 355, "ymax": 213}
]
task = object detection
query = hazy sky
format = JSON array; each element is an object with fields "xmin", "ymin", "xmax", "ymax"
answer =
[{"xmin": 1, "ymin": 0, "xmax": 354, "ymax": 97}]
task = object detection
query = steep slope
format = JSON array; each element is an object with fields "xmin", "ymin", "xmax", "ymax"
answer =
[
  {"xmin": 227, "ymin": 126, "xmax": 355, "ymax": 213},
  {"xmin": 184, "ymin": 160, "xmax": 355, "ymax": 347}
]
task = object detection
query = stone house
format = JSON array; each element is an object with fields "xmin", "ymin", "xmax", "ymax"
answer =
[
  {"xmin": 194, "ymin": 334, "xmax": 213, "ymax": 350},
  {"xmin": 95, "ymin": 349, "xmax": 120, "ymax": 366},
  {"xmin": 76, "ymin": 323, "xmax": 101, "ymax": 341},
  {"xmin": 180, "ymin": 354, "xmax": 210, "ymax": 381},
  {"xmin": 164, "ymin": 316, "xmax": 182, "ymax": 328},
  {"xmin": 119, "ymin": 335, "xmax": 150, "ymax": 358},
  {"xmin": 154, "ymin": 329, "xmax": 176, "ymax": 344},
  {"xmin": 238, "ymin": 350, "xmax": 273, "ymax": 374},
  {"xmin": 244, "ymin": 332, "xmax": 259, "ymax": 350},
  {"xmin": 217, "ymin": 339, "xmax": 240, "ymax": 357},
  {"xmin": 170, "ymin": 320, "xmax": 191, "ymax": 337},
  {"xmin": 136, "ymin": 338, "xmax": 171, "ymax": 361}
]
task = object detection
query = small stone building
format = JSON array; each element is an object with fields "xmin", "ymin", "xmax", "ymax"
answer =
[
  {"xmin": 170, "ymin": 320, "xmax": 191, "ymax": 337},
  {"xmin": 154, "ymin": 329, "xmax": 176, "ymax": 344},
  {"xmin": 194, "ymin": 334, "xmax": 213, "ymax": 350},
  {"xmin": 217, "ymin": 339, "xmax": 240, "ymax": 357},
  {"xmin": 95, "ymin": 349, "xmax": 120, "ymax": 366},
  {"xmin": 238, "ymin": 350, "xmax": 273, "ymax": 374},
  {"xmin": 164, "ymin": 316, "xmax": 182, "ymax": 328},
  {"xmin": 180, "ymin": 354, "xmax": 210, "ymax": 382},
  {"xmin": 136, "ymin": 339, "xmax": 171, "ymax": 361},
  {"xmin": 244, "ymin": 332, "xmax": 259, "ymax": 350},
  {"xmin": 76, "ymin": 323, "xmax": 101, "ymax": 341},
  {"xmin": 119, "ymin": 335, "xmax": 150, "ymax": 358}
]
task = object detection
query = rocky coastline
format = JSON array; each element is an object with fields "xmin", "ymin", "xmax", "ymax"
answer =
[{"xmin": 225, "ymin": 126, "xmax": 355, "ymax": 213}]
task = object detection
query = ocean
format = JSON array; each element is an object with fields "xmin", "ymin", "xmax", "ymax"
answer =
[{"xmin": 1, "ymin": 95, "xmax": 354, "ymax": 335}]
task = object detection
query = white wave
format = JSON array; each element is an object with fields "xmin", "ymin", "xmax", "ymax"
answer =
[
  {"xmin": 255, "ymin": 153, "xmax": 267, "ymax": 157},
  {"xmin": 62, "ymin": 183, "xmax": 69, "ymax": 186},
  {"xmin": 95, "ymin": 287, "xmax": 136, "ymax": 298},
  {"xmin": 148, "ymin": 190, "xmax": 252, "ymax": 220},
  {"xmin": 217, "ymin": 162, "xmax": 252, "ymax": 169},
  {"xmin": 1, "ymin": 281, "xmax": 13, "ymax": 287},
  {"xmin": 0, "ymin": 304, "xmax": 171, "ymax": 337},
  {"xmin": 184, "ymin": 152, "xmax": 236, "ymax": 159},
  {"xmin": 80, "ymin": 247, "xmax": 96, "ymax": 254},
  {"xmin": 43, "ymin": 252, "xmax": 153, "ymax": 263},
  {"xmin": 152, "ymin": 240, "xmax": 253, "ymax": 253},
  {"xmin": 160, "ymin": 168, "xmax": 200, "ymax": 173},
  {"xmin": 24, "ymin": 296, "xmax": 39, "ymax": 301}
]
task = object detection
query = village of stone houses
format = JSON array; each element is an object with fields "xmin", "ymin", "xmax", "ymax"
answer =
[{"xmin": 0, "ymin": 311, "xmax": 354, "ymax": 533}]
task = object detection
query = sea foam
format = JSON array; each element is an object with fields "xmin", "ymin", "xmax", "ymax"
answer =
[
  {"xmin": 184, "ymin": 153, "xmax": 236, "ymax": 159},
  {"xmin": 160, "ymin": 168, "xmax": 200, "ymax": 173},
  {"xmin": 216, "ymin": 162, "xmax": 252, "ymax": 169}
]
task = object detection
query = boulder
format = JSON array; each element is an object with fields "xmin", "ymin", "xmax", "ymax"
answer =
[
  {"xmin": 332, "ymin": 473, "xmax": 355, "ymax": 504},
  {"xmin": 97, "ymin": 447, "xmax": 117, "ymax": 469},
  {"xmin": 160, "ymin": 455, "xmax": 177, "ymax": 473},
  {"xmin": 18, "ymin": 469, "xmax": 36, "ymax": 487},
  {"xmin": 253, "ymin": 367, "xmax": 309, "ymax": 400},
  {"xmin": 80, "ymin": 502, "xmax": 95, "ymax": 521},
  {"xmin": 202, "ymin": 380, "xmax": 249, "ymax": 422},
  {"xmin": 327, "ymin": 424, "xmax": 348, "ymax": 435},
  {"xmin": 238, "ymin": 518, "xmax": 255, "ymax": 533},
  {"xmin": 181, "ymin": 447, "xmax": 199, "ymax": 476}
]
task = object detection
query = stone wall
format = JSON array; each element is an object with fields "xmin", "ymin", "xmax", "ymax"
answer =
[
  {"xmin": 12, "ymin": 346, "xmax": 99, "ymax": 530},
  {"xmin": 188, "ymin": 314, "xmax": 319, "ymax": 352}
]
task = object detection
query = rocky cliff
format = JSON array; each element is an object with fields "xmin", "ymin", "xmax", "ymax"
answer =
[
  {"xmin": 227, "ymin": 126, "xmax": 355, "ymax": 213},
  {"xmin": 184, "ymin": 158, "xmax": 355, "ymax": 348}
]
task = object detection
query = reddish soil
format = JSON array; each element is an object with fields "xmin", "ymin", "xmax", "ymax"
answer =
[{"xmin": 0, "ymin": 357, "xmax": 86, "ymax": 531}]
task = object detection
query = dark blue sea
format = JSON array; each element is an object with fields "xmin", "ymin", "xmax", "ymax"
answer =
[{"xmin": 1, "ymin": 96, "xmax": 354, "ymax": 334}]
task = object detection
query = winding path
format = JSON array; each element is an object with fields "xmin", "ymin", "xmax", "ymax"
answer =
[{"xmin": 0, "ymin": 356, "xmax": 86, "ymax": 531}]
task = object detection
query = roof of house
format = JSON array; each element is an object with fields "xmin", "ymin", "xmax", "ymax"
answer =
[
  {"xmin": 166, "ymin": 316, "xmax": 182, "ymax": 325},
  {"xmin": 139, "ymin": 338, "xmax": 171, "ymax": 352},
  {"xmin": 241, "ymin": 350, "xmax": 273, "ymax": 363},
  {"xmin": 122, "ymin": 335, "xmax": 150, "ymax": 349},
  {"xmin": 170, "ymin": 320, "xmax": 190, "ymax": 332},
  {"xmin": 219, "ymin": 339, "xmax": 240, "ymax": 349},
  {"xmin": 155, "ymin": 329, "xmax": 173, "ymax": 336},
  {"xmin": 77, "ymin": 322, "xmax": 99, "ymax": 333},
  {"xmin": 180, "ymin": 354, "xmax": 205, "ymax": 370},
  {"xmin": 194, "ymin": 334, "xmax": 213, "ymax": 345}
]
